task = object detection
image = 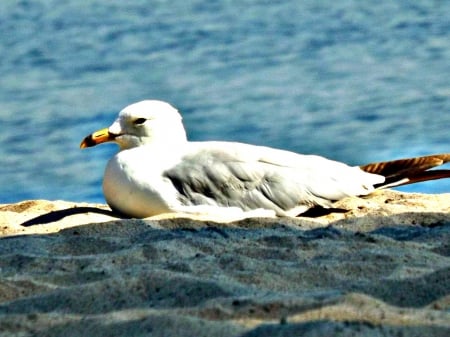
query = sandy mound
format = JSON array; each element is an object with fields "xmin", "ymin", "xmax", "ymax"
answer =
[{"xmin": 0, "ymin": 190, "xmax": 449, "ymax": 336}]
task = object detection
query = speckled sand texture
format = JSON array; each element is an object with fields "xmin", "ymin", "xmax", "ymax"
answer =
[{"xmin": 0, "ymin": 190, "xmax": 449, "ymax": 336}]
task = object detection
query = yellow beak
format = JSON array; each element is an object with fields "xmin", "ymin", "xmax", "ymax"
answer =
[{"xmin": 80, "ymin": 128, "xmax": 116, "ymax": 148}]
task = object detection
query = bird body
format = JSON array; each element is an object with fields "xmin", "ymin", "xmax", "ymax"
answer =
[{"xmin": 81, "ymin": 100, "xmax": 450, "ymax": 219}]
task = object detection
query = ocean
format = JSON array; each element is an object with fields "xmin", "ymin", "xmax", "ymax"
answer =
[{"xmin": 1, "ymin": 0, "xmax": 449, "ymax": 204}]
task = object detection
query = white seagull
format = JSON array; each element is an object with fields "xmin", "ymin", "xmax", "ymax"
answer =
[{"xmin": 81, "ymin": 100, "xmax": 450, "ymax": 219}]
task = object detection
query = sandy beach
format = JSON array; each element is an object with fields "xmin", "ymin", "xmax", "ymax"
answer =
[{"xmin": 0, "ymin": 190, "xmax": 449, "ymax": 336}]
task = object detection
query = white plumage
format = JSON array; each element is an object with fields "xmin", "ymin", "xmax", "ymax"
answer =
[{"xmin": 81, "ymin": 100, "xmax": 388, "ymax": 219}]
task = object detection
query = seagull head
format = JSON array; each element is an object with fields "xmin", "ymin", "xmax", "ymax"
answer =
[{"xmin": 80, "ymin": 100, "xmax": 187, "ymax": 150}]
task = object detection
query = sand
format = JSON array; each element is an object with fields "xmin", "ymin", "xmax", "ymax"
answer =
[{"xmin": 0, "ymin": 190, "xmax": 449, "ymax": 336}]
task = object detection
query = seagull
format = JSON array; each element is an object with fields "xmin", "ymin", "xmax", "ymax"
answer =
[{"xmin": 80, "ymin": 100, "xmax": 450, "ymax": 219}]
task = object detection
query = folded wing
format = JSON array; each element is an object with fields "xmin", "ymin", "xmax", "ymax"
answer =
[{"xmin": 163, "ymin": 142, "xmax": 385, "ymax": 216}]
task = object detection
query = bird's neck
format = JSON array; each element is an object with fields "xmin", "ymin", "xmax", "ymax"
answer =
[{"xmin": 119, "ymin": 128, "xmax": 188, "ymax": 152}]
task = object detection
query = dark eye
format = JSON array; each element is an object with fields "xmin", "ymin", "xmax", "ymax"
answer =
[{"xmin": 133, "ymin": 118, "xmax": 147, "ymax": 125}]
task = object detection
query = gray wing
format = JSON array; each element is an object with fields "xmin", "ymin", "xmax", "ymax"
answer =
[{"xmin": 163, "ymin": 142, "xmax": 384, "ymax": 216}]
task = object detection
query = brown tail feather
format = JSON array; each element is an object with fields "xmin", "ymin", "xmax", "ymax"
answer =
[{"xmin": 360, "ymin": 154, "xmax": 450, "ymax": 188}]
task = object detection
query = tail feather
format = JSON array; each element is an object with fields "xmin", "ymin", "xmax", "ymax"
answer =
[{"xmin": 360, "ymin": 154, "xmax": 450, "ymax": 189}]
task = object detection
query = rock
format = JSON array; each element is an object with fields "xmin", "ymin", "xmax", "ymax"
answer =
[{"xmin": 0, "ymin": 190, "xmax": 449, "ymax": 336}]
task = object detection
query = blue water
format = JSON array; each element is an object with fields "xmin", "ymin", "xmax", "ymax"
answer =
[{"xmin": 1, "ymin": 0, "xmax": 450, "ymax": 204}]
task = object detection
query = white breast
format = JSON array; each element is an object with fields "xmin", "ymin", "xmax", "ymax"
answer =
[{"xmin": 102, "ymin": 148, "xmax": 181, "ymax": 217}]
